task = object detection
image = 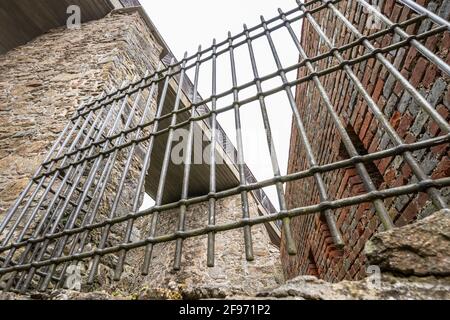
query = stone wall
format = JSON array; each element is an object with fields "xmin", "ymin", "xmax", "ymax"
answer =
[
  {"xmin": 0, "ymin": 9, "xmax": 282, "ymax": 295},
  {"xmin": 282, "ymin": 0, "xmax": 450, "ymax": 282},
  {"xmin": 0, "ymin": 10, "xmax": 162, "ymax": 217}
]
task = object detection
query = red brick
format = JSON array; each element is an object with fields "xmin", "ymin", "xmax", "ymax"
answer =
[
  {"xmin": 385, "ymin": 1, "xmax": 396, "ymax": 18},
  {"xmin": 401, "ymin": 163, "xmax": 412, "ymax": 178},
  {"xmin": 431, "ymin": 157, "xmax": 450, "ymax": 179},
  {"xmin": 396, "ymin": 199, "xmax": 419, "ymax": 227},
  {"xmin": 397, "ymin": 112, "xmax": 414, "ymax": 137},
  {"xmin": 384, "ymin": 168, "xmax": 397, "ymax": 185},
  {"xmin": 404, "ymin": 132, "xmax": 416, "ymax": 144},
  {"xmin": 359, "ymin": 113, "xmax": 373, "ymax": 141},
  {"xmin": 417, "ymin": 192, "xmax": 429, "ymax": 208},
  {"xmin": 368, "ymin": 135, "xmax": 380, "ymax": 154},
  {"xmin": 404, "ymin": 47, "xmax": 418, "ymax": 71},
  {"xmin": 430, "ymin": 141, "xmax": 448, "ymax": 156},
  {"xmin": 422, "ymin": 63, "xmax": 438, "ymax": 88},
  {"xmin": 425, "ymin": 35, "xmax": 439, "ymax": 52},
  {"xmin": 390, "ymin": 111, "xmax": 402, "ymax": 128},
  {"xmin": 443, "ymin": 32, "xmax": 450, "ymax": 52},
  {"xmin": 410, "ymin": 58, "xmax": 429, "ymax": 87},
  {"xmin": 373, "ymin": 79, "xmax": 384, "ymax": 102},
  {"xmin": 378, "ymin": 156, "xmax": 393, "ymax": 174}
]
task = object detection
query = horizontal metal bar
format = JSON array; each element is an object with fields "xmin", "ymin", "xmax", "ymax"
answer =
[
  {"xmin": 1, "ymin": 176, "xmax": 449, "ymax": 275},
  {"xmin": 34, "ymin": 20, "xmax": 440, "ymax": 180},
  {"xmin": 2, "ymin": 133, "xmax": 448, "ymax": 255}
]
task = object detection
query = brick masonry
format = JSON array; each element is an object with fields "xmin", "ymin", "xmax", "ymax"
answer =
[{"xmin": 281, "ymin": 0, "xmax": 450, "ymax": 282}]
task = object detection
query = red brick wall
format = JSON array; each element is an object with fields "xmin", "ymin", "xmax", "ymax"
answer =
[{"xmin": 281, "ymin": 0, "xmax": 450, "ymax": 282}]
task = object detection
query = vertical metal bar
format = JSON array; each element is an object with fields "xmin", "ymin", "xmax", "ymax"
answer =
[
  {"xmin": 206, "ymin": 40, "xmax": 218, "ymax": 268},
  {"xmin": 14, "ymin": 81, "xmax": 132, "ymax": 291},
  {"xmin": 79, "ymin": 77, "xmax": 153, "ymax": 285},
  {"xmin": 1, "ymin": 100, "xmax": 105, "ymax": 265},
  {"xmin": 134, "ymin": 60, "xmax": 175, "ymax": 276},
  {"xmin": 52, "ymin": 76, "xmax": 157, "ymax": 289},
  {"xmin": 279, "ymin": 8, "xmax": 394, "ymax": 230},
  {"xmin": 131, "ymin": 55, "xmax": 183, "ymax": 273},
  {"xmin": 243, "ymin": 24, "xmax": 298, "ymax": 255},
  {"xmin": 101, "ymin": 60, "xmax": 173, "ymax": 280},
  {"xmin": 83, "ymin": 76, "xmax": 147, "ymax": 284},
  {"xmin": 172, "ymin": 47, "xmax": 203, "ymax": 271},
  {"xmin": 52, "ymin": 80, "xmax": 154, "ymax": 288},
  {"xmin": 260, "ymin": 15, "xmax": 344, "ymax": 247},
  {"xmin": 228, "ymin": 33, "xmax": 255, "ymax": 260},
  {"xmin": 298, "ymin": 0, "xmax": 448, "ymax": 211},
  {"xmin": 112, "ymin": 66, "xmax": 168, "ymax": 280}
]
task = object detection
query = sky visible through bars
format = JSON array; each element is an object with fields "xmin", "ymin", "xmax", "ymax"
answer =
[{"xmin": 139, "ymin": 0, "xmax": 301, "ymax": 210}]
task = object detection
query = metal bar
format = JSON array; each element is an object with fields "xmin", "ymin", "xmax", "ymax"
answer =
[
  {"xmin": 260, "ymin": 14, "xmax": 344, "ymax": 247},
  {"xmin": 139, "ymin": 59, "xmax": 177, "ymax": 276},
  {"xmin": 169, "ymin": 52, "xmax": 197, "ymax": 270},
  {"xmin": 39, "ymin": 74, "xmax": 151, "ymax": 290},
  {"xmin": 1, "ymin": 103, "xmax": 108, "ymax": 291},
  {"xmin": 1, "ymin": 132, "xmax": 448, "ymax": 258},
  {"xmin": 397, "ymin": 0, "xmax": 450, "ymax": 30},
  {"xmin": 206, "ymin": 40, "xmax": 218, "ymax": 268},
  {"xmin": 228, "ymin": 33, "xmax": 255, "ymax": 260},
  {"xmin": 112, "ymin": 65, "xmax": 165, "ymax": 280},
  {"xmin": 83, "ymin": 76, "xmax": 148, "ymax": 284},
  {"xmin": 0, "ymin": 100, "xmax": 106, "ymax": 263},
  {"xmin": 15, "ymin": 85, "xmax": 135, "ymax": 292},
  {"xmin": 1, "ymin": 176, "xmax": 448, "ymax": 276},
  {"xmin": 278, "ymin": 8, "xmax": 394, "ymax": 230},
  {"xmin": 7, "ymin": 83, "xmax": 130, "ymax": 291},
  {"xmin": 172, "ymin": 52, "xmax": 198, "ymax": 271},
  {"xmin": 51, "ymin": 73, "xmax": 159, "ymax": 288},
  {"xmin": 243, "ymin": 23, "xmax": 298, "ymax": 254}
]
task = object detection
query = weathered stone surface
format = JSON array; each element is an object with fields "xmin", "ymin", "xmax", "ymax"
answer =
[
  {"xmin": 70, "ymin": 194, "xmax": 283, "ymax": 299},
  {"xmin": 254, "ymin": 274, "xmax": 450, "ymax": 300},
  {"xmin": 254, "ymin": 210, "xmax": 450, "ymax": 300},
  {"xmin": 138, "ymin": 195, "xmax": 283, "ymax": 298},
  {"xmin": 0, "ymin": 290, "xmax": 126, "ymax": 300},
  {"xmin": 0, "ymin": 10, "xmax": 162, "ymax": 217},
  {"xmin": 365, "ymin": 209, "xmax": 450, "ymax": 277},
  {"xmin": 0, "ymin": 10, "xmax": 164, "ymax": 293}
]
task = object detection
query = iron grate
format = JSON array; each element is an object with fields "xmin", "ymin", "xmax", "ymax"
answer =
[{"xmin": 0, "ymin": 0, "xmax": 449, "ymax": 293}]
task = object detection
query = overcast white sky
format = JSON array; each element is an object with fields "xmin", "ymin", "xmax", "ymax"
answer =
[{"xmin": 139, "ymin": 0, "xmax": 302, "ymax": 211}]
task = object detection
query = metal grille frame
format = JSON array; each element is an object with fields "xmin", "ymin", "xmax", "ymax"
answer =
[{"xmin": 0, "ymin": 0, "xmax": 449, "ymax": 293}]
